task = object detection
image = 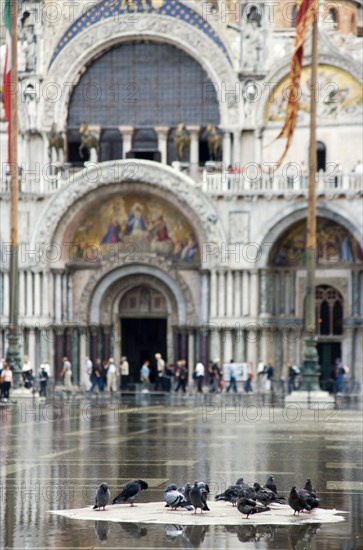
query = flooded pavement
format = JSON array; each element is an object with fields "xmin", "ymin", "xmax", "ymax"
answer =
[{"xmin": 0, "ymin": 395, "xmax": 362, "ymax": 549}]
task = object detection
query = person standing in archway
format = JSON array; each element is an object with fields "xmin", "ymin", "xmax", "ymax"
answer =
[
  {"xmin": 154, "ymin": 353, "xmax": 165, "ymax": 391},
  {"xmin": 119, "ymin": 356, "xmax": 129, "ymax": 390}
]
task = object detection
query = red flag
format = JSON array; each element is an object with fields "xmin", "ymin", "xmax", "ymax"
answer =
[
  {"xmin": 3, "ymin": 0, "xmax": 12, "ymax": 161},
  {"xmin": 274, "ymin": 0, "xmax": 318, "ymax": 167}
]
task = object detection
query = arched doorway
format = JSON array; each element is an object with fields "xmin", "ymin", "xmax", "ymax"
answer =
[
  {"xmin": 317, "ymin": 141, "xmax": 326, "ymax": 171},
  {"xmin": 120, "ymin": 286, "xmax": 168, "ymax": 383},
  {"xmin": 316, "ymin": 285, "xmax": 343, "ymax": 390}
]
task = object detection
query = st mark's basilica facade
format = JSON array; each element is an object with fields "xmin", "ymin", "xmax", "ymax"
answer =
[{"xmin": 0, "ymin": 0, "xmax": 362, "ymax": 387}]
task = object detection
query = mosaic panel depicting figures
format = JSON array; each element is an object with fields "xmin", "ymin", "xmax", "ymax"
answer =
[
  {"xmin": 265, "ymin": 65, "xmax": 362, "ymax": 125},
  {"xmin": 271, "ymin": 218, "xmax": 363, "ymax": 267},
  {"xmin": 71, "ymin": 194, "xmax": 199, "ymax": 263}
]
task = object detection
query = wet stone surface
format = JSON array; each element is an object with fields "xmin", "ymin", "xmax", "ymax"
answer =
[{"xmin": 0, "ymin": 395, "xmax": 362, "ymax": 549}]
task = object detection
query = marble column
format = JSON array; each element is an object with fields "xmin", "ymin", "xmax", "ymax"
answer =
[
  {"xmin": 118, "ymin": 126, "xmax": 134, "ymax": 159},
  {"xmin": 54, "ymin": 328, "xmax": 65, "ymax": 381},
  {"xmin": 226, "ymin": 270, "xmax": 233, "ymax": 317},
  {"xmin": 79, "ymin": 328, "xmax": 87, "ymax": 390},
  {"xmin": 71, "ymin": 328, "xmax": 79, "ymax": 386},
  {"xmin": 199, "ymin": 327, "xmax": 209, "ymax": 368},
  {"xmin": 250, "ymin": 271, "xmax": 259, "ymax": 318},
  {"xmin": 218, "ymin": 270, "xmax": 226, "ymax": 317},
  {"xmin": 233, "ymin": 130, "xmax": 240, "ymax": 165},
  {"xmin": 19, "ymin": 271, "xmax": 25, "ymax": 317},
  {"xmin": 210, "ymin": 328, "xmax": 221, "ymax": 363},
  {"xmin": 54, "ymin": 272, "xmax": 62, "ymax": 323},
  {"xmin": 186, "ymin": 125, "xmax": 200, "ymax": 180},
  {"xmin": 223, "ymin": 329, "xmax": 233, "ymax": 363},
  {"xmin": 180, "ymin": 330, "xmax": 188, "ymax": 362},
  {"xmin": 222, "ymin": 130, "xmax": 232, "ymax": 166},
  {"xmin": 242, "ymin": 271, "xmax": 250, "ymax": 316},
  {"xmin": 42, "ymin": 272, "xmax": 49, "ymax": 319},
  {"xmin": 187, "ymin": 330, "xmax": 195, "ymax": 384},
  {"xmin": 90, "ymin": 327, "xmax": 99, "ymax": 363},
  {"xmin": 234, "ymin": 328, "xmax": 245, "ymax": 362},
  {"xmin": 3, "ymin": 272, "xmax": 9, "ymax": 318},
  {"xmin": 103, "ymin": 326, "xmax": 112, "ymax": 360},
  {"xmin": 65, "ymin": 328, "xmax": 72, "ymax": 361},
  {"xmin": 67, "ymin": 274, "xmax": 73, "ymax": 321},
  {"xmin": 154, "ymin": 125, "xmax": 169, "ymax": 164},
  {"xmin": 200, "ymin": 271, "xmax": 209, "ymax": 324},
  {"xmin": 210, "ymin": 270, "xmax": 217, "ymax": 318},
  {"xmin": 246, "ymin": 327, "xmax": 258, "ymax": 368},
  {"xmin": 234, "ymin": 271, "xmax": 241, "ymax": 317},
  {"xmin": 34, "ymin": 271, "xmax": 41, "ymax": 317},
  {"xmin": 26, "ymin": 271, "xmax": 33, "ymax": 317},
  {"xmin": 28, "ymin": 329, "xmax": 36, "ymax": 370}
]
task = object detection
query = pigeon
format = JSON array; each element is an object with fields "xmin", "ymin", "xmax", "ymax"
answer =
[
  {"xmin": 178, "ymin": 482, "xmax": 192, "ymax": 502},
  {"xmin": 304, "ymin": 479, "xmax": 318, "ymax": 499},
  {"xmin": 288, "ymin": 486, "xmax": 311, "ymax": 515},
  {"xmin": 264, "ymin": 476, "xmax": 277, "ymax": 494},
  {"xmin": 196, "ymin": 481, "xmax": 210, "ymax": 511},
  {"xmin": 237, "ymin": 497, "xmax": 270, "ymax": 519},
  {"xmin": 93, "ymin": 482, "xmax": 111, "ymax": 510},
  {"xmin": 215, "ymin": 478, "xmax": 247, "ymax": 506},
  {"xmin": 164, "ymin": 484, "xmax": 194, "ymax": 511},
  {"xmin": 189, "ymin": 482, "xmax": 204, "ymax": 514},
  {"xmin": 298, "ymin": 487, "xmax": 320, "ymax": 509},
  {"xmin": 112, "ymin": 479, "xmax": 148, "ymax": 506},
  {"xmin": 253, "ymin": 483, "xmax": 277, "ymax": 505}
]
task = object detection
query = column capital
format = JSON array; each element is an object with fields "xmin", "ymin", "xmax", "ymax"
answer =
[
  {"xmin": 154, "ymin": 125, "xmax": 170, "ymax": 136},
  {"xmin": 88, "ymin": 125, "xmax": 102, "ymax": 138},
  {"xmin": 118, "ymin": 125, "xmax": 134, "ymax": 136},
  {"xmin": 186, "ymin": 125, "xmax": 201, "ymax": 135}
]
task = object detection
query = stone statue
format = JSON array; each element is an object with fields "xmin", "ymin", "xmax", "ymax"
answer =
[
  {"xmin": 79, "ymin": 123, "xmax": 99, "ymax": 161},
  {"xmin": 24, "ymin": 84, "xmax": 37, "ymax": 131},
  {"xmin": 243, "ymin": 14, "xmax": 263, "ymax": 71},
  {"xmin": 47, "ymin": 123, "xmax": 64, "ymax": 163},
  {"xmin": 206, "ymin": 124, "xmax": 222, "ymax": 161},
  {"xmin": 173, "ymin": 122, "xmax": 190, "ymax": 162}
]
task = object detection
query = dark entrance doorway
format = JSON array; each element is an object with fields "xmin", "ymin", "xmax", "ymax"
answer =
[
  {"xmin": 121, "ymin": 318, "xmax": 167, "ymax": 383},
  {"xmin": 317, "ymin": 342, "xmax": 341, "ymax": 391},
  {"xmin": 316, "ymin": 141, "xmax": 326, "ymax": 172}
]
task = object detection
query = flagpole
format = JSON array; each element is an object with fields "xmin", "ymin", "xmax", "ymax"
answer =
[
  {"xmin": 6, "ymin": 2, "xmax": 21, "ymax": 371},
  {"xmin": 300, "ymin": 12, "xmax": 321, "ymax": 391}
]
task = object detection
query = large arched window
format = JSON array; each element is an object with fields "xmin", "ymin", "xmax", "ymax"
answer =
[
  {"xmin": 67, "ymin": 41, "xmax": 220, "ymax": 164},
  {"xmin": 316, "ymin": 285, "xmax": 343, "ymax": 335}
]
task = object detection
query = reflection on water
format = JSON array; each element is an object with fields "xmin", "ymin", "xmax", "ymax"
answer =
[
  {"xmin": 1, "ymin": 401, "xmax": 362, "ymax": 549},
  {"xmin": 90, "ymin": 521, "xmax": 324, "ymax": 548}
]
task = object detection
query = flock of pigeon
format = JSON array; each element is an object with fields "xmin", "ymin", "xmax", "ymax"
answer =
[{"xmin": 92, "ymin": 476, "xmax": 320, "ymax": 519}]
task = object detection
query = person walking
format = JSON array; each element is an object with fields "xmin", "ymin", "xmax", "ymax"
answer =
[
  {"xmin": 119, "ymin": 356, "xmax": 129, "ymax": 390},
  {"xmin": 266, "ymin": 361, "xmax": 274, "ymax": 392},
  {"xmin": 90, "ymin": 360, "xmax": 102, "ymax": 392},
  {"xmin": 154, "ymin": 353, "xmax": 165, "ymax": 391},
  {"xmin": 175, "ymin": 360, "xmax": 187, "ymax": 394},
  {"xmin": 61, "ymin": 356, "xmax": 73, "ymax": 396},
  {"xmin": 257, "ymin": 360, "xmax": 267, "ymax": 393},
  {"xmin": 106, "ymin": 357, "xmax": 118, "ymax": 393},
  {"xmin": 84, "ymin": 356, "xmax": 93, "ymax": 390},
  {"xmin": 226, "ymin": 361, "xmax": 238, "ymax": 393},
  {"xmin": 194, "ymin": 362, "xmax": 205, "ymax": 393},
  {"xmin": 335, "ymin": 358, "xmax": 345, "ymax": 394},
  {"xmin": 244, "ymin": 363, "xmax": 254, "ymax": 393},
  {"xmin": 94, "ymin": 358, "xmax": 105, "ymax": 392},
  {"xmin": 22, "ymin": 355, "xmax": 33, "ymax": 390},
  {"xmin": 38, "ymin": 359, "xmax": 50, "ymax": 397},
  {"xmin": 209, "ymin": 358, "xmax": 221, "ymax": 393},
  {"xmin": 287, "ymin": 363, "xmax": 300, "ymax": 394},
  {"xmin": 1, "ymin": 363, "xmax": 13, "ymax": 402},
  {"xmin": 140, "ymin": 360, "xmax": 150, "ymax": 393}
]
